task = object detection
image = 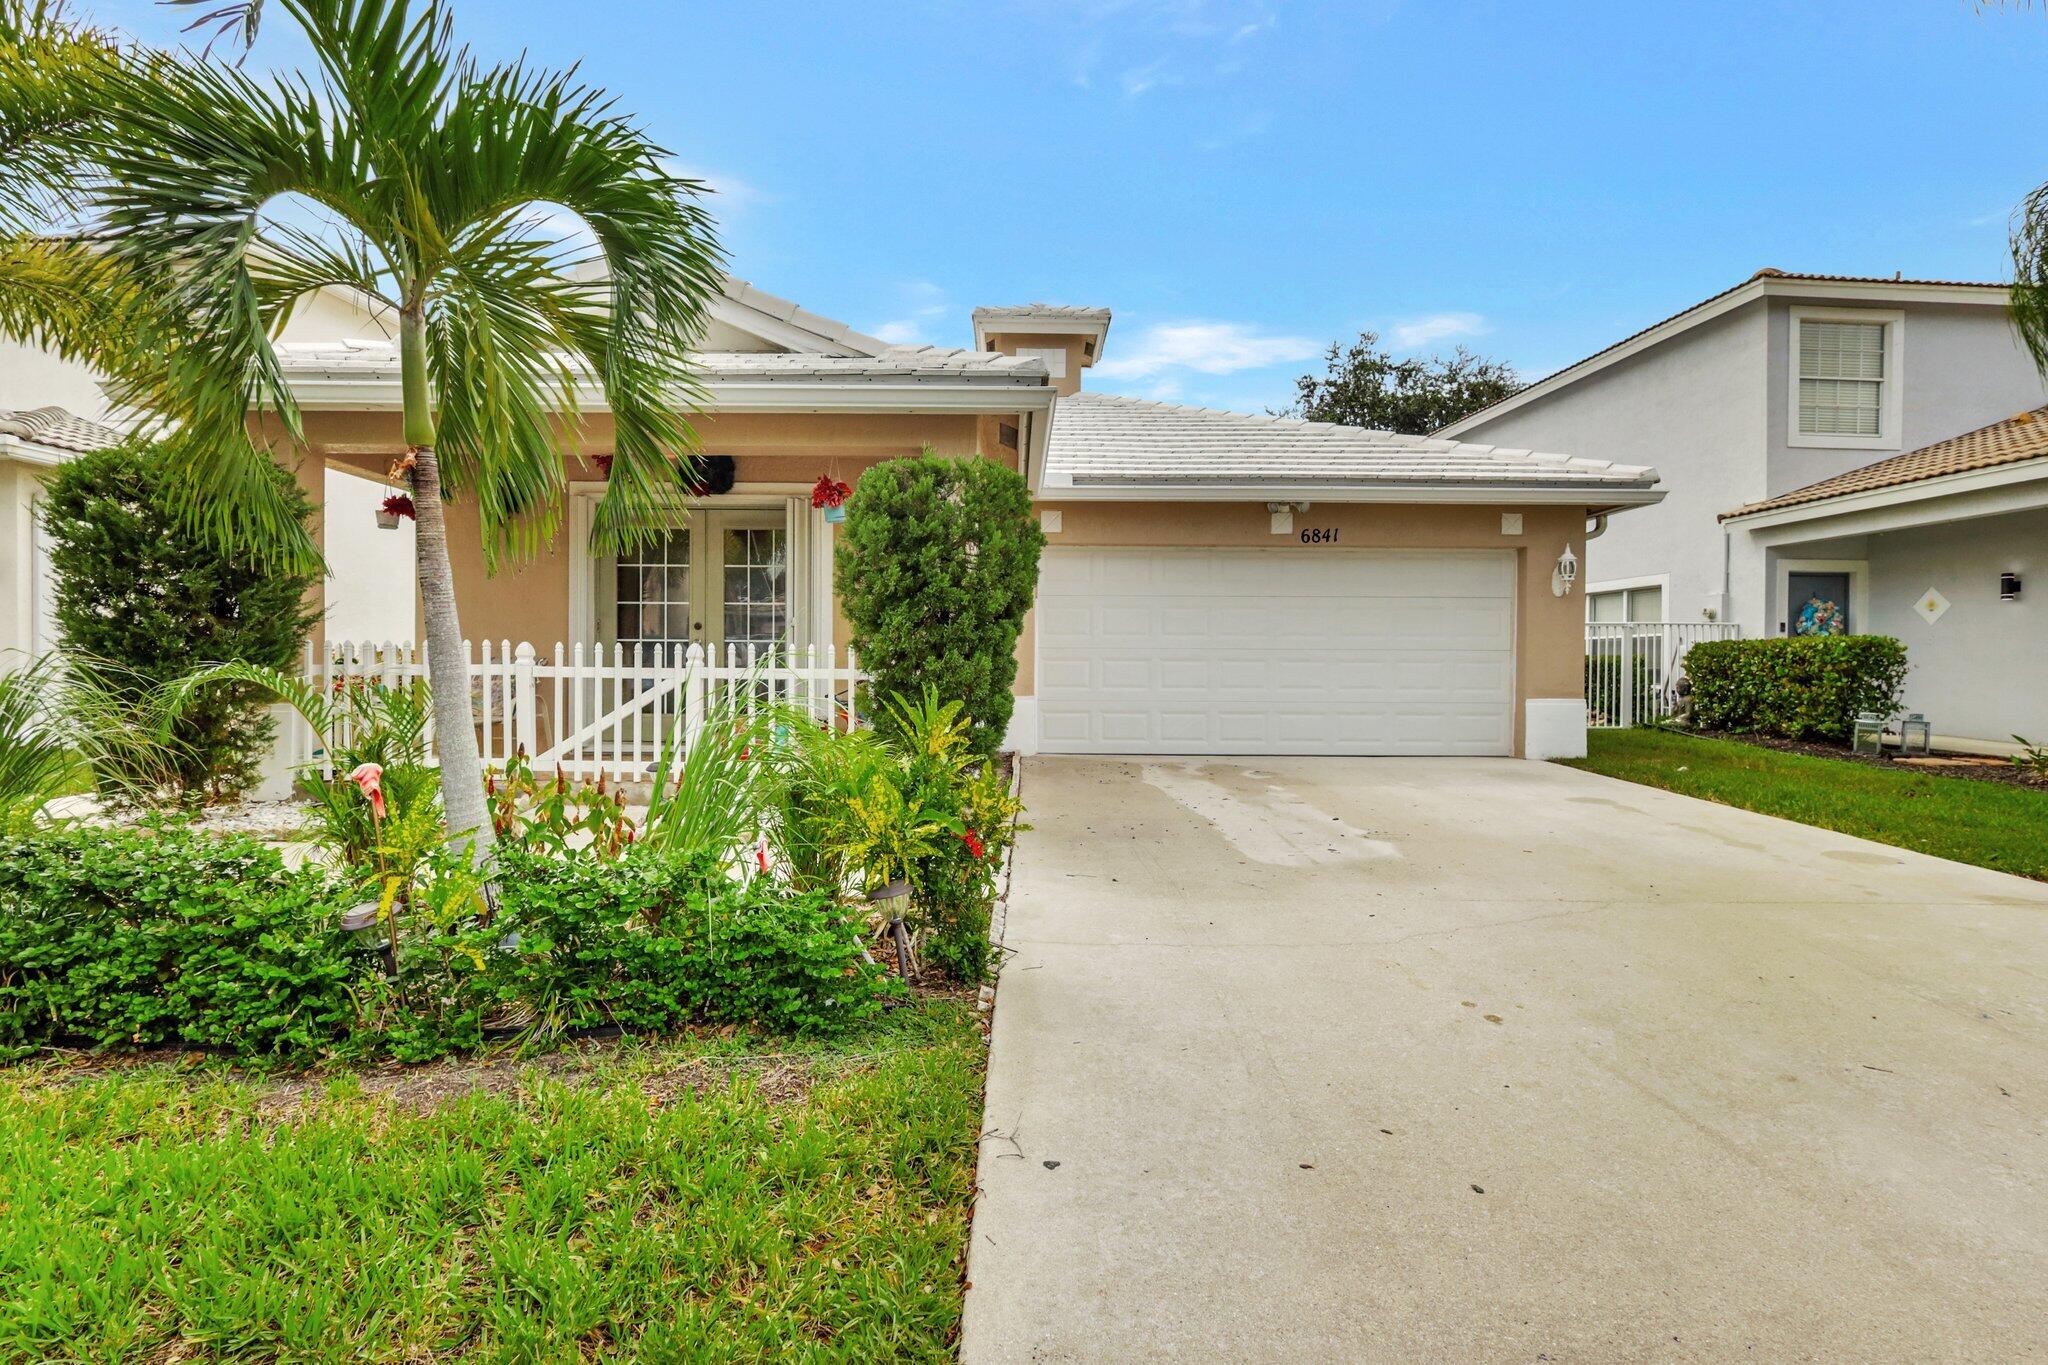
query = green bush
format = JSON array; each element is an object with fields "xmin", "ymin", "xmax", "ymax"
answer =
[
  {"xmin": 356, "ymin": 848, "xmax": 890, "ymax": 1062},
  {"xmin": 837, "ymin": 450, "xmax": 1044, "ymax": 758},
  {"xmin": 0, "ymin": 825, "xmax": 358, "ymax": 1059},
  {"xmin": 1684, "ymin": 636, "xmax": 1909, "ymax": 742},
  {"xmin": 41, "ymin": 442, "xmax": 320, "ymax": 803}
]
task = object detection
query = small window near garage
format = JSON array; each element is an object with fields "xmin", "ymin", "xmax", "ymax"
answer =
[
  {"xmin": 1587, "ymin": 585, "xmax": 1663, "ymax": 623},
  {"xmin": 1791, "ymin": 309, "xmax": 1900, "ymax": 447}
]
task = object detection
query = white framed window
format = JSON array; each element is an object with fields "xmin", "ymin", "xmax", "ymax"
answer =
[
  {"xmin": 1789, "ymin": 307, "xmax": 1902, "ymax": 450},
  {"xmin": 1586, "ymin": 576, "xmax": 1667, "ymax": 623}
]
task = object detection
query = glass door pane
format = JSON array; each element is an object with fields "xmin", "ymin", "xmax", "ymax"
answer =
[
  {"xmin": 612, "ymin": 528, "xmax": 693, "ymax": 662},
  {"xmin": 716, "ymin": 519, "xmax": 788, "ymax": 660}
]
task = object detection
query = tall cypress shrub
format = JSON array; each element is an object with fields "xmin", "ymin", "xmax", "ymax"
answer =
[
  {"xmin": 40, "ymin": 442, "xmax": 320, "ymax": 802},
  {"xmin": 836, "ymin": 450, "xmax": 1044, "ymax": 757}
]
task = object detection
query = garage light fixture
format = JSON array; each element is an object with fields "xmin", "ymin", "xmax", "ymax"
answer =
[
  {"xmin": 1268, "ymin": 501, "xmax": 1307, "ymax": 535},
  {"xmin": 1552, "ymin": 545, "xmax": 1579, "ymax": 596}
]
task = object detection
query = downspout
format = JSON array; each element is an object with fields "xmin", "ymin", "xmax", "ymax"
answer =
[{"xmin": 1585, "ymin": 513, "xmax": 1609, "ymax": 541}]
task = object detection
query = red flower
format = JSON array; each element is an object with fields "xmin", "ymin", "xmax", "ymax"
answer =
[
  {"xmin": 380, "ymin": 493, "xmax": 416, "ymax": 520},
  {"xmin": 591, "ymin": 453, "xmax": 614, "ymax": 477},
  {"xmin": 962, "ymin": 828, "xmax": 985, "ymax": 859},
  {"xmin": 810, "ymin": 475, "xmax": 851, "ymax": 510},
  {"xmin": 755, "ymin": 840, "xmax": 770, "ymax": 873}
]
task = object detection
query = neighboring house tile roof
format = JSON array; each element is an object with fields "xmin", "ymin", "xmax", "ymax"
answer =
[
  {"xmin": 1045, "ymin": 390, "xmax": 1659, "ymax": 493},
  {"xmin": 1723, "ymin": 404, "xmax": 2048, "ymax": 520},
  {"xmin": 0, "ymin": 406, "xmax": 124, "ymax": 455},
  {"xmin": 272, "ymin": 341, "xmax": 1049, "ymax": 386},
  {"xmin": 1439, "ymin": 268, "xmax": 2009, "ymax": 437}
]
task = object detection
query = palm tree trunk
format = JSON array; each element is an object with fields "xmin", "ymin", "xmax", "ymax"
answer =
[
  {"xmin": 411, "ymin": 444, "xmax": 493, "ymax": 855},
  {"xmin": 398, "ymin": 306, "xmax": 493, "ymax": 856}
]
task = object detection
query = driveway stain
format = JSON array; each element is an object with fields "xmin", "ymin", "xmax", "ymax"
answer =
[
  {"xmin": 1825, "ymin": 849, "xmax": 1902, "ymax": 866},
  {"xmin": 1139, "ymin": 763, "xmax": 1401, "ymax": 866}
]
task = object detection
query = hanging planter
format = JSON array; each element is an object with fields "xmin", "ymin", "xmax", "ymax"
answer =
[
  {"xmin": 811, "ymin": 475, "xmax": 852, "ymax": 523},
  {"xmin": 376, "ymin": 493, "xmax": 416, "ymax": 530}
]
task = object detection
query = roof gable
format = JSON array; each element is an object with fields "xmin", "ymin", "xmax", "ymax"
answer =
[{"xmin": 1439, "ymin": 269, "xmax": 2009, "ymax": 438}]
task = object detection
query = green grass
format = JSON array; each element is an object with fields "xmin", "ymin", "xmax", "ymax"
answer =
[
  {"xmin": 1561, "ymin": 728, "xmax": 2048, "ymax": 880},
  {"xmin": 0, "ymin": 1002, "xmax": 985, "ymax": 1362}
]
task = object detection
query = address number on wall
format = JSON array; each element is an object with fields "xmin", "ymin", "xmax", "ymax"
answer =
[{"xmin": 1299, "ymin": 528, "xmax": 1340, "ymax": 544}]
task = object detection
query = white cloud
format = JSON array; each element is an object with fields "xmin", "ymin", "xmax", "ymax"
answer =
[
  {"xmin": 1389, "ymin": 311, "xmax": 1487, "ymax": 351},
  {"xmin": 871, "ymin": 279, "xmax": 952, "ymax": 347},
  {"xmin": 1119, "ymin": 58, "xmax": 1178, "ymax": 99},
  {"xmin": 1094, "ymin": 319, "xmax": 1320, "ymax": 379}
]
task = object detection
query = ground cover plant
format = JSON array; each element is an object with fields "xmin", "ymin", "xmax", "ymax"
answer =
[
  {"xmin": 0, "ymin": 1000, "xmax": 984, "ymax": 1362},
  {"xmin": 1561, "ymin": 728, "xmax": 2048, "ymax": 880}
]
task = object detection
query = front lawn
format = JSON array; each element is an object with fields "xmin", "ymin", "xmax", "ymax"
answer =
[
  {"xmin": 1560, "ymin": 728, "xmax": 2048, "ymax": 880},
  {"xmin": 0, "ymin": 1001, "xmax": 985, "ymax": 1362}
]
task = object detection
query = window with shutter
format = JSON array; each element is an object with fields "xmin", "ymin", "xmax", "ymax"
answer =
[{"xmin": 1797, "ymin": 319, "xmax": 1886, "ymax": 437}]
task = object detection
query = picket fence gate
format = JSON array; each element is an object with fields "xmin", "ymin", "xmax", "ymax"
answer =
[{"xmin": 287, "ymin": 639, "xmax": 868, "ymax": 783}]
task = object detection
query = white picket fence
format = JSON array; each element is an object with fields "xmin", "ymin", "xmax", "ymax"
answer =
[
  {"xmin": 288, "ymin": 640, "xmax": 868, "ymax": 782},
  {"xmin": 1585, "ymin": 622, "xmax": 1740, "ymax": 728}
]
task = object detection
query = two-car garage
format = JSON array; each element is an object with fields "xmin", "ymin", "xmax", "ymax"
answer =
[{"xmin": 1034, "ymin": 546, "xmax": 1518, "ymax": 756}]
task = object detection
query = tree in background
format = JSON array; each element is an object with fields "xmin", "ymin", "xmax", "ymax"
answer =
[
  {"xmin": 42, "ymin": 442, "xmax": 320, "ymax": 802},
  {"xmin": 1282, "ymin": 332, "xmax": 1521, "ymax": 435},
  {"xmin": 0, "ymin": 0, "xmax": 724, "ymax": 851},
  {"xmin": 836, "ymin": 452, "xmax": 1045, "ymax": 759}
]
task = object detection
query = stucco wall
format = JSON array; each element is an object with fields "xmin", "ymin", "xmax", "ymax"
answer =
[
  {"xmin": 1762, "ymin": 301, "xmax": 2048, "ymax": 498},
  {"xmin": 1863, "ymin": 507, "xmax": 2048, "ymax": 744},
  {"xmin": 1027, "ymin": 501, "xmax": 1590, "ymax": 756},
  {"xmin": 1451, "ymin": 301, "xmax": 1767, "ymax": 630}
]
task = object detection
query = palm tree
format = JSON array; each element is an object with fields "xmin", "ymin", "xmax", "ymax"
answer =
[{"xmin": 0, "ymin": 0, "xmax": 723, "ymax": 849}]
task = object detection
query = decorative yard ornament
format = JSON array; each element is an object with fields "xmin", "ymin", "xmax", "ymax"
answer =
[
  {"xmin": 346, "ymin": 762, "xmax": 386, "ymax": 820},
  {"xmin": 1552, "ymin": 544, "xmax": 1579, "ymax": 596}
]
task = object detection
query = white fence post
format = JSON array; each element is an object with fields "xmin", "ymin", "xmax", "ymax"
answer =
[
  {"xmin": 512, "ymin": 641, "xmax": 538, "ymax": 759},
  {"xmin": 1617, "ymin": 626, "xmax": 1635, "ymax": 728},
  {"xmin": 683, "ymin": 641, "xmax": 706, "ymax": 752}
]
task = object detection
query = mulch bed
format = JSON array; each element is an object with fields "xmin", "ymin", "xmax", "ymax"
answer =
[{"xmin": 1686, "ymin": 728, "xmax": 2048, "ymax": 790}]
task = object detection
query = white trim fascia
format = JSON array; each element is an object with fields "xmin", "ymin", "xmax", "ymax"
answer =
[
  {"xmin": 1773, "ymin": 557, "xmax": 1870, "ymax": 637},
  {"xmin": 285, "ymin": 375, "xmax": 1057, "ymax": 418},
  {"xmin": 1586, "ymin": 572, "xmax": 1672, "ymax": 595},
  {"xmin": 1439, "ymin": 277, "xmax": 2007, "ymax": 437},
  {"xmin": 1034, "ymin": 481, "xmax": 1665, "ymax": 507},
  {"xmin": 972, "ymin": 314, "xmax": 1111, "ymax": 363},
  {"xmin": 704, "ymin": 294, "xmax": 881, "ymax": 357},
  {"xmin": 1786, "ymin": 306, "xmax": 1904, "ymax": 451},
  {"xmin": 1723, "ymin": 456, "xmax": 2048, "ymax": 532},
  {"xmin": 0, "ymin": 435, "xmax": 72, "ymax": 468}
]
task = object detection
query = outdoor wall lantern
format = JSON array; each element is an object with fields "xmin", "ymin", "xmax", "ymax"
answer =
[
  {"xmin": 1552, "ymin": 544, "xmax": 1579, "ymax": 596},
  {"xmin": 2002, "ymin": 571, "xmax": 2023, "ymax": 601}
]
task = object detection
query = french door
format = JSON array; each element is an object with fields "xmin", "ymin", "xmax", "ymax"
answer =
[{"xmin": 600, "ymin": 508, "xmax": 791, "ymax": 662}]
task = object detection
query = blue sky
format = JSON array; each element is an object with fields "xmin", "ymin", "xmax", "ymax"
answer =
[{"xmin": 88, "ymin": 0, "xmax": 2048, "ymax": 412}]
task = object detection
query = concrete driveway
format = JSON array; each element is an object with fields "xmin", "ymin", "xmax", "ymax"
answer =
[{"xmin": 962, "ymin": 757, "xmax": 2048, "ymax": 1363}]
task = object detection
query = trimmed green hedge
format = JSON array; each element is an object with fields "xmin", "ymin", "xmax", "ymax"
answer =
[{"xmin": 1683, "ymin": 636, "xmax": 1909, "ymax": 743}]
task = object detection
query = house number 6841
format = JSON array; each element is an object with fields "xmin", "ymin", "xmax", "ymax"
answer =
[{"xmin": 1299, "ymin": 528, "xmax": 1339, "ymax": 544}]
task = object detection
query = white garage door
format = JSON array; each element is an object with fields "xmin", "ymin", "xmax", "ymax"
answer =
[{"xmin": 1037, "ymin": 547, "xmax": 1516, "ymax": 756}]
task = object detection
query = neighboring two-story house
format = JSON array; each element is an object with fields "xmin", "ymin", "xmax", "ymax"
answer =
[{"xmin": 1442, "ymin": 269, "xmax": 2048, "ymax": 750}]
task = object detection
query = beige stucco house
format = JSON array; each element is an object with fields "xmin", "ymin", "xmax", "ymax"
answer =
[{"xmin": 270, "ymin": 276, "xmax": 1661, "ymax": 760}]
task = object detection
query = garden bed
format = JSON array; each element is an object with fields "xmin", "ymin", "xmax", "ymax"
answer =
[{"xmin": 0, "ymin": 1000, "xmax": 987, "ymax": 1361}]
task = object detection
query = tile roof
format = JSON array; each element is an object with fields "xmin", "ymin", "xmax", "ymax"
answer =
[
  {"xmin": 718, "ymin": 274, "xmax": 890, "ymax": 355},
  {"xmin": 0, "ymin": 406, "xmax": 124, "ymax": 454},
  {"xmin": 1046, "ymin": 391, "xmax": 1659, "ymax": 493},
  {"xmin": 1441, "ymin": 268, "xmax": 2009, "ymax": 436},
  {"xmin": 1724, "ymin": 405, "xmax": 2048, "ymax": 519},
  {"xmin": 972, "ymin": 304, "xmax": 1112, "ymax": 325},
  {"xmin": 272, "ymin": 341, "xmax": 1049, "ymax": 385}
]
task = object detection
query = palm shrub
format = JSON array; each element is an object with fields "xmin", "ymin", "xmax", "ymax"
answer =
[
  {"xmin": 0, "ymin": 654, "xmax": 186, "ymax": 828},
  {"xmin": 40, "ymin": 441, "xmax": 319, "ymax": 802},
  {"xmin": 0, "ymin": 0, "xmax": 724, "ymax": 851},
  {"xmin": 836, "ymin": 450, "xmax": 1045, "ymax": 758}
]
